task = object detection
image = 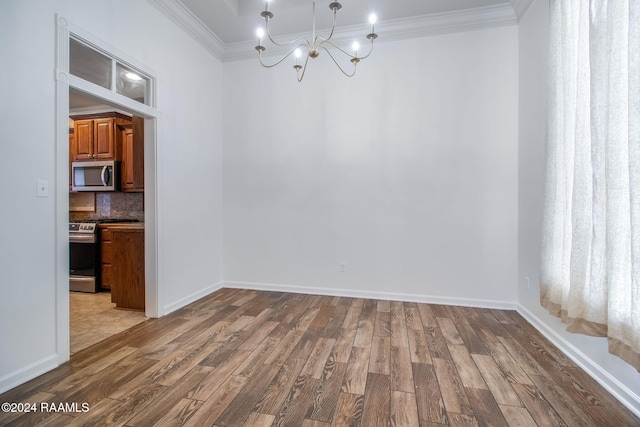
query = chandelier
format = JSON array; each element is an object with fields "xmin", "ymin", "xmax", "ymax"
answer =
[{"xmin": 255, "ymin": 0, "xmax": 378, "ymax": 82}]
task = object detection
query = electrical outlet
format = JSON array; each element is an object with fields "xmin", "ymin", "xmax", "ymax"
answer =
[
  {"xmin": 339, "ymin": 262, "xmax": 347, "ymax": 272},
  {"xmin": 525, "ymin": 276, "xmax": 530, "ymax": 289}
]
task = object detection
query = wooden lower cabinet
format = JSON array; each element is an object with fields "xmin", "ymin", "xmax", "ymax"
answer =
[
  {"xmin": 99, "ymin": 226, "xmax": 112, "ymax": 290},
  {"xmin": 111, "ymin": 227, "xmax": 145, "ymax": 311},
  {"xmin": 99, "ymin": 224, "xmax": 144, "ymax": 310}
]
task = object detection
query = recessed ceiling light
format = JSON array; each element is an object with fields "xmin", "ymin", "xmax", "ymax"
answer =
[{"xmin": 124, "ymin": 71, "xmax": 143, "ymax": 81}]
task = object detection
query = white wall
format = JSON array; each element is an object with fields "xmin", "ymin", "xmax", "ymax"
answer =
[
  {"xmin": 0, "ymin": 0, "xmax": 223, "ymax": 392},
  {"xmin": 517, "ymin": 0, "xmax": 640, "ymax": 414},
  {"xmin": 223, "ymin": 26, "xmax": 519, "ymax": 306}
]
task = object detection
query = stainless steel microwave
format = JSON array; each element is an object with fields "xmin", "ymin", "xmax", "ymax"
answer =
[{"xmin": 71, "ymin": 160, "xmax": 120, "ymax": 192}]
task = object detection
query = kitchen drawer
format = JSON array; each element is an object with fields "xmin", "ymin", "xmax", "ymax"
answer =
[
  {"xmin": 101, "ymin": 241, "xmax": 113, "ymax": 263},
  {"xmin": 101, "ymin": 264, "xmax": 112, "ymax": 289}
]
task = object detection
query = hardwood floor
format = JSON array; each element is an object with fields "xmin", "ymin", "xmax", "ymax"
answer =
[
  {"xmin": 2, "ymin": 289, "xmax": 638, "ymax": 426},
  {"xmin": 70, "ymin": 291, "xmax": 147, "ymax": 354}
]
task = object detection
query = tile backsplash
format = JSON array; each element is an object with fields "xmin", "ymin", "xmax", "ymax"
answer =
[{"xmin": 69, "ymin": 192, "xmax": 144, "ymax": 221}]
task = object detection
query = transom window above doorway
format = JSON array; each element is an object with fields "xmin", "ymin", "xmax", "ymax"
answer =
[{"xmin": 70, "ymin": 37, "xmax": 151, "ymax": 106}]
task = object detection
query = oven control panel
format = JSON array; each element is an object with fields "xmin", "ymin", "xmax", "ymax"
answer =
[{"xmin": 69, "ymin": 223, "xmax": 97, "ymax": 232}]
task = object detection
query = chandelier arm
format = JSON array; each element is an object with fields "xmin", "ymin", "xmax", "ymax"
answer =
[
  {"xmin": 265, "ymin": 26, "xmax": 311, "ymax": 48},
  {"xmin": 321, "ymin": 47, "xmax": 357, "ymax": 78},
  {"xmin": 316, "ymin": 10, "xmax": 338, "ymax": 44},
  {"xmin": 318, "ymin": 37, "xmax": 375, "ymax": 61},
  {"xmin": 266, "ymin": 34, "xmax": 310, "ymax": 47},
  {"xmin": 355, "ymin": 39, "xmax": 375, "ymax": 60},
  {"xmin": 258, "ymin": 47, "xmax": 303, "ymax": 69},
  {"xmin": 296, "ymin": 53, "xmax": 311, "ymax": 82},
  {"xmin": 317, "ymin": 39, "xmax": 356, "ymax": 59}
]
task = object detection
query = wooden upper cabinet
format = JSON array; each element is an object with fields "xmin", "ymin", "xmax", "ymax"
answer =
[
  {"xmin": 69, "ymin": 112, "xmax": 143, "ymax": 192},
  {"xmin": 93, "ymin": 118, "xmax": 116, "ymax": 159},
  {"xmin": 121, "ymin": 126, "xmax": 134, "ymax": 189},
  {"xmin": 73, "ymin": 120, "xmax": 94, "ymax": 160},
  {"xmin": 120, "ymin": 116, "xmax": 144, "ymax": 192},
  {"xmin": 70, "ymin": 112, "xmax": 132, "ymax": 162},
  {"xmin": 69, "ymin": 129, "xmax": 75, "ymax": 189}
]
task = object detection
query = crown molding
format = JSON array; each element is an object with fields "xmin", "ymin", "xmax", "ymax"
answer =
[
  {"xmin": 223, "ymin": 4, "xmax": 518, "ymax": 62},
  {"xmin": 511, "ymin": 0, "xmax": 535, "ymax": 22},
  {"xmin": 147, "ymin": 1, "xmax": 520, "ymax": 63},
  {"xmin": 146, "ymin": 0, "xmax": 225, "ymax": 60},
  {"xmin": 362, "ymin": 3, "xmax": 517, "ymax": 44}
]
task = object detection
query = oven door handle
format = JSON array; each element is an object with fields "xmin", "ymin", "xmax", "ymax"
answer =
[
  {"xmin": 101, "ymin": 165, "xmax": 110, "ymax": 186},
  {"xmin": 69, "ymin": 234, "xmax": 96, "ymax": 243}
]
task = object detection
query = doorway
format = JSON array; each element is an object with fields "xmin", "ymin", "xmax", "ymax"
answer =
[
  {"xmin": 55, "ymin": 15, "xmax": 160, "ymax": 364},
  {"xmin": 68, "ymin": 91, "xmax": 148, "ymax": 354}
]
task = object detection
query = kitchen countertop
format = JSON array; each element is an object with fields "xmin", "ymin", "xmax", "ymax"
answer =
[{"xmin": 98, "ymin": 222, "xmax": 144, "ymax": 230}]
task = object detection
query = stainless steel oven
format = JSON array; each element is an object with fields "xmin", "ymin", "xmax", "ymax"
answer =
[{"xmin": 69, "ymin": 222, "xmax": 99, "ymax": 292}]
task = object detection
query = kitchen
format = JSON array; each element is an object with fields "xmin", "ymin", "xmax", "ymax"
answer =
[{"xmin": 68, "ymin": 91, "xmax": 147, "ymax": 353}]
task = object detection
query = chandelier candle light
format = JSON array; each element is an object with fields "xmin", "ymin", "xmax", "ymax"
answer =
[{"xmin": 255, "ymin": 0, "xmax": 378, "ymax": 82}]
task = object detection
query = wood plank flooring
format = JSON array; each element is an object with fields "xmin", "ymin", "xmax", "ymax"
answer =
[{"xmin": 1, "ymin": 289, "xmax": 638, "ymax": 426}]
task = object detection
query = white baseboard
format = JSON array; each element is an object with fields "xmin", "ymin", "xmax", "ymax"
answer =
[
  {"xmin": 162, "ymin": 281, "xmax": 225, "ymax": 315},
  {"xmin": 516, "ymin": 304, "xmax": 640, "ymax": 418},
  {"xmin": 223, "ymin": 280, "xmax": 517, "ymax": 310},
  {"xmin": 0, "ymin": 354, "xmax": 58, "ymax": 395}
]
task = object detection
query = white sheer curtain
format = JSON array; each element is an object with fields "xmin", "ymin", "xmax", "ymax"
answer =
[{"xmin": 541, "ymin": 0, "xmax": 640, "ymax": 371}]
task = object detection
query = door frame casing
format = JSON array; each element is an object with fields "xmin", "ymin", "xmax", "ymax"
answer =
[{"xmin": 55, "ymin": 14, "xmax": 161, "ymax": 364}]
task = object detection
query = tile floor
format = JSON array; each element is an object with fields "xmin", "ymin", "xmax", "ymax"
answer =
[{"xmin": 69, "ymin": 291, "xmax": 147, "ymax": 354}]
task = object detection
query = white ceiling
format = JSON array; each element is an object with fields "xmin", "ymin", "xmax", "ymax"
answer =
[
  {"xmin": 70, "ymin": 0, "xmax": 526, "ymax": 109},
  {"xmin": 69, "ymin": 90, "xmax": 98, "ymax": 109},
  {"xmin": 179, "ymin": 0, "xmax": 516, "ymax": 44}
]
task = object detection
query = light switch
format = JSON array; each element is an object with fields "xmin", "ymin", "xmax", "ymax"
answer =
[{"xmin": 37, "ymin": 179, "xmax": 49, "ymax": 198}]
